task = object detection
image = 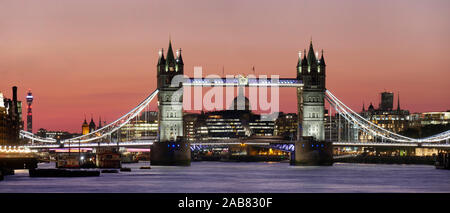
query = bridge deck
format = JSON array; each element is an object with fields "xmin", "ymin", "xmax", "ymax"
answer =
[{"xmin": 24, "ymin": 140, "xmax": 450, "ymax": 149}]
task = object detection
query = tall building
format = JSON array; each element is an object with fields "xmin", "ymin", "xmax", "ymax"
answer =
[
  {"xmin": 0, "ymin": 86, "xmax": 24, "ymax": 145},
  {"xmin": 274, "ymin": 112, "xmax": 298, "ymax": 140},
  {"xmin": 379, "ymin": 92, "xmax": 394, "ymax": 111},
  {"xmin": 183, "ymin": 113, "xmax": 199, "ymax": 143},
  {"xmin": 297, "ymin": 41, "xmax": 326, "ymax": 141},
  {"xmin": 0, "ymin": 92, "xmax": 7, "ymax": 145},
  {"xmin": 26, "ymin": 89, "xmax": 33, "ymax": 133},
  {"xmin": 157, "ymin": 40, "xmax": 184, "ymax": 142}
]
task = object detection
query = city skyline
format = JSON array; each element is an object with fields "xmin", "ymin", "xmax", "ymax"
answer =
[{"xmin": 1, "ymin": 0, "xmax": 449, "ymax": 133}]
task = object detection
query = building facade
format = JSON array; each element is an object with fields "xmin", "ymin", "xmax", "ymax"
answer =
[
  {"xmin": 183, "ymin": 110, "xmax": 275, "ymax": 142},
  {"xmin": 0, "ymin": 87, "xmax": 24, "ymax": 145},
  {"xmin": 26, "ymin": 89, "xmax": 33, "ymax": 133},
  {"xmin": 274, "ymin": 112, "xmax": 298, "ymax": 140},
  {"xmin": 119, "ymin": 111, "xmax": 158, "ymax": 141},
  {"xmin": 410, "ymin": 111, "xmax": 450, "ymax": 127},
  {"xmin": 37, "ymin": 128, "xmax": 80, "ymax": 140}
]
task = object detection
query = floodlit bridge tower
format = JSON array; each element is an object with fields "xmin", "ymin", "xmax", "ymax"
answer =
[
  {"xmin": 297, "ymin": 41, "xmax": 326, "ymax": 141},
  {"xmin": 151, "ymin": 40, "xmax": 191, "ymax": 166},
  {"xmin": 294, "ymin": 41, "xmax": 332, "ymax": 165}
]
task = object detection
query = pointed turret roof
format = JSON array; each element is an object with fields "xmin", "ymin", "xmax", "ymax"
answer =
[
  {"xmin": 157, "ymin": 48, "xmax": 165, "ymax": 65},
  {"xmin": 319, "ymin": 49, "xmax": 326, "ymax": 66},
  {"xmin": 307, "ymin": 40, "xmax": 317, "ymax": 65},
  {"xmin": 301, "ymin": 49, "xmax": 308, "ymax": 66},
  {"xmin": 297, "ymin": 51, "xmax": 302, "ymax": 68},
  {"xmin": 166, "ymin": 40, "xmax": 175, "ymax": 64},
  {"xmin": 176, "ymin": 48, "xmax": 184, "ymax": 65}
]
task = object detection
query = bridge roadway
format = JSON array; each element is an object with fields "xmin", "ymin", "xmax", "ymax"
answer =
[{"xmin": 25, "ymin": 139, "xmax": 450, "ymax": 150}]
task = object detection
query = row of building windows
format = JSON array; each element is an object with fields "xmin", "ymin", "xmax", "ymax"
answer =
[
  {"xmin": 308, "ymin": 112, "xmax": 321, "ymax": 118},
  {"xmin": 166, "ymin": 112, "xmax": 180, "ymax": 118},
  {"xmin": 307, "ymin": 96, "xmax": 321, "ymax": 103}
]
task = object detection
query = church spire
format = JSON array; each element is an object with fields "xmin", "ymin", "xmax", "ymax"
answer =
[
  {"xmin": 98, "ymin": 116, "xmax": 102, "ymax": 129},
  {"xmin": 362, "ymin": 101, "xmax": 365, "ymax": 112},
  {"xmin": 397, "ymin": 92, "xmax": 401, "ymax": 111}
]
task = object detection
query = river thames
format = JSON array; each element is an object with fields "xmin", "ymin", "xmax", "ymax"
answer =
[{"xmin": 1, "ymin": 161, "xmax": 449, "ymax": 193}]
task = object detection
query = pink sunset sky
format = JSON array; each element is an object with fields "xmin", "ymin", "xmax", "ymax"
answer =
[{"xmin": 1, "ymin": 0, "xmax": 449, "ymax": 133}]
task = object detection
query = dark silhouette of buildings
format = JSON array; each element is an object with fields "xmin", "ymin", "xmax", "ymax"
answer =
[{"xmin": 0, "ymin": 86, "xmax": 24, "ymax": 145}]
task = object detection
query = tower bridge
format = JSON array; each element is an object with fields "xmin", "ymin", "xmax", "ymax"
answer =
[
  {"xmin": 23, "ymin": 139, "xmax": 450, "ymax": 150},
  {"xmin": 16, "ymin": 40, "xmax": 450, "ymax": 166}
]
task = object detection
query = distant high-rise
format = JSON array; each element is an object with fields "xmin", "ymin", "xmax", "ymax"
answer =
[
  {"xmin": 26, "ymin": 89, "xmax": 34, "ymax": 133},
  {"xmin": 379, "ymin": 92, "xmax": 394, "ymax": 111},
  {"xmin": 0, "ymin": 86, "xmax": 24, "ymax": 145}
]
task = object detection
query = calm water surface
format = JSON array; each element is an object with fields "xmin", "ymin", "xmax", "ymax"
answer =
[{"xmin": 1, "ymin": 161, "xmax": 449, "ymax": 193}]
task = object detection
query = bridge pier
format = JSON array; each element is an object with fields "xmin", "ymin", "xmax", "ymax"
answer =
[
  {"xmin": 291, "ymin": 138, "xmax": 333, "ymax": 166},
  {"xmin": 150, "ymin": 139, "xmax": 191, "ymax": 166}
]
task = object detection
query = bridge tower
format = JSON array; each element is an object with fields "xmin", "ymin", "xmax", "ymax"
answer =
[
  {"xmin": 151, "ymin": 40, "xmax": 191, "ymax": 166},
  {"xmin": 293, "ymin": 41, "xmax": 332, "ymax": 166},
  {"xmin": 297, "ymin": 41, "xmax": 326, "ymax": 141}
]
